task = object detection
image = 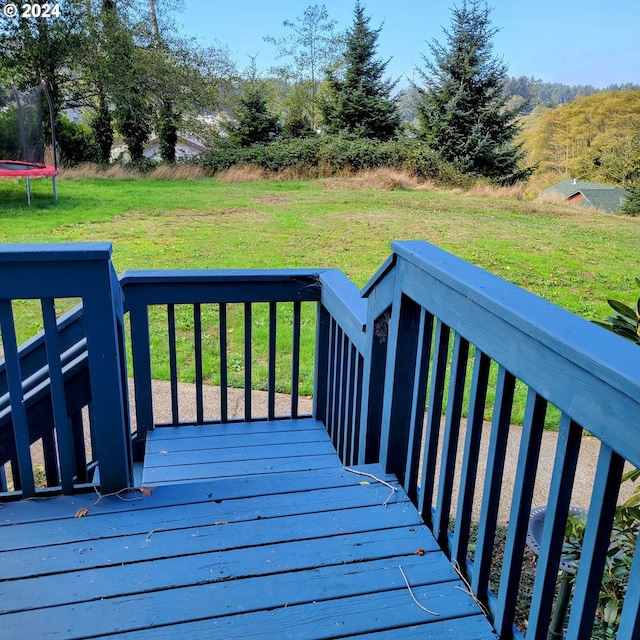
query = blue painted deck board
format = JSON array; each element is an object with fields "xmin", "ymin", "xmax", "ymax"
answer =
[{"xmin": 0, "ymin": 419, "xmax": 496, "ymax": 639}]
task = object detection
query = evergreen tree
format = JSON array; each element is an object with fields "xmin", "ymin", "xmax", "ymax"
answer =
[
  {"xmin": 321, "ymin": 2, "xmax": 401, "ymax": 140},
  {"xmin": 224, "ymin": 64, "xmax": 280, "ymax": 147},
  {"xmin": 415, "ymin": 0, "xmax": 527, "ymax": 182}
]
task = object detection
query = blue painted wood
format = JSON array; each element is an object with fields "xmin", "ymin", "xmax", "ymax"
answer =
[
  {"xmin": 0, "ymin": 300, "xmax": 36, "ymax": 497},
  {"xmin": 451, "ymin": 349, "xmax": 491, "ymax": 570},
  {"xmin": 417, "ymin": 320, "xmax": 450, "ymax": 527},
  {"xmin": 526, "ymin": 414, "xmax": 583, "ymax": 639},
  {"xmin": 391, "ymin": 240, "xmax": 640, "ymax": 468},
  {"xmin": 379, "ymin": 292, "xmax": 423, "ymax": 485},
  {"xmin": 193, "ymin": 303, "xmax": 204, "ymax": 424},
  {"xmin": 319, "ymin": 269, "xmax": 367, "ymax": 353},
  {"xmin": 167, "ymin": 303, "xmax": 179, "ymax": 424},
  {"xmin": 493, "ymin": 390, "xmax": 547, "ymax": 636},
  {"xmin": 471, "ymin": 366, "xmax": 515, "ymax": 603},
  {"xmin": 40, "ymin": 298, "xmax": 74, "ymax": 493},
  {"xmin": 617, "ymin": 537, "xmax": 640, "ymax": 638},
  {"xmin": 244, "ymin": 302, "xmax": 252, "ymax": 420},
  {"xmin": 291, "ymin": 300, "xmax": 301, "ymax": 418},
  {"xmin": 128, "ymin": 295, "xmax": 153, "ymax": 459},
  {"xmin": 433, "ymin": 333, "xmax": 470, "ymax": 547},
  {"xmin": 566, "ymin": 445, "xmax": 625, "ymax": 639},
  {"xmin": 405, "ymin": 308, "xmax": 433, "ymax": 503},
  {"xmin": 268, "ymin": 301, "xmax": 276, "ymax": 420},
  {"xmin": 219, "ymin": 303, "xmax": 228, "ymax": 422},
  {"xmin": 312, "ymin": 303, "xmax": 330, "ymax": 424}
]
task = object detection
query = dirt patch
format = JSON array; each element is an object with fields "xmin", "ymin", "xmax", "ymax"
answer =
[{"xmin": 251, "ymin": 195, "xmax": 291, "ymax": 206}]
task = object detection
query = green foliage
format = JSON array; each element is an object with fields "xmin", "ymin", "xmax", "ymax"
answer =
[
  {"xmin": 199, "ymin": 136, "xmax": 464, "ymax": 182},
  {"xmin": 223, "ymin": 80, "xmax": 281, "ymax": 148},
  {"xmin": 519, "ymin": 91, "xmax": 640, "ymax": 188},
  {"xmin": 592, "ymin": 278, "xmax": 640, "ymax": 344},
  {"xmin": 157, "ymin": 101, "xmax": 179, "ymax": 163},
  {"xmin": 415, "ymin": 0, "xmax": 526, "ymax": 182},
  {"xmin": 321, "ymin": 2, "xmax": 401, "ymax": 140},
  {"xmin": 90, "ymin": 99, "xmax": 114, "ymax": 165},
  {"xmin": 264, "ymin": 4, "xmax": 344, "ymax": 129},
  {"xmin": 564, "ymin": 473, "xmax": 640, "ymax": 635},
  {"xmin": 621, "ymin": 188, "xmax": 640, "ymax": 217},
  {"xmin": 56, "ymin": 115, "xmax": 98, "ymax": 166},
  {"xmin": 0, "ymin": 105, "xmax": 21, "ymax": 160}
]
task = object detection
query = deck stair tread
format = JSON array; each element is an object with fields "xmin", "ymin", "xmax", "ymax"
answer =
[{"xmin": 0, "ymin": 418, "xmax": 497, "ymax": 639}]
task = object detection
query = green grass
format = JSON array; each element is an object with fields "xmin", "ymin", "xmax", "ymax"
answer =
[{"xmin": 2, "ymin": 174, "xmax": 638, "ymax": 421}]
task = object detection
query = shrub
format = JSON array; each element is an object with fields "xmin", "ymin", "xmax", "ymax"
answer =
[{"xmin": 56, "ymin": 115, "xmax": 98, "ymax": 166}]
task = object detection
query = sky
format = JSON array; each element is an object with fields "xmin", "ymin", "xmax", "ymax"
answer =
[{"xmin": 178, "ymin": 0, "xmax": 640, "ymax": 89}]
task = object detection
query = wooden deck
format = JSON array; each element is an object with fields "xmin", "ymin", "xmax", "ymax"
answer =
[{"xmin": 0, "ymin": 419, "xmax": 496, "ymax": 639}]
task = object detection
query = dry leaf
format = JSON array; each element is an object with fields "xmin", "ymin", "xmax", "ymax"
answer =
[
  {"xmin": 358, "ymin": 481, "xmax": 370, "ymax": 486},
  {"xmin": 159, "ymin": 450, "xmax": 168, "ymax": 455},
  {"xmin": 139, "ymin": 486, "xmax": 156, "ymax": 497},
  {"xmin": 214, "ymin": 521, "xmax": 229, "ymax": 526},
  {"xmin": 415, "ymin": 548, "xmax": 426, "ymax": 556},
  {"xmin": 75, "ymin": 508, "xmax": 90, "ymax": 518}
]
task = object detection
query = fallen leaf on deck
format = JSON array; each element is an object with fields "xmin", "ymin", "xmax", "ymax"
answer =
[
  {"xmin": 139, "ymin": 487, "xmax": 156, "ymax": 497},
  {"xmin": 214, "ymin": 521, "xmax": 229, "ymax": 525},
  {"xmin": 75, "ymin": 508, "xmax": 90, "ymax": 518},
  {"xmin": 358, "ymin": 481, "xmax": 370, "ymax": 485},
  {"xmin": 415, "ymin": 548, "xmax": 426, "ymax": 556},
  {"xmin": 160, "ymin": 450, "xmax": 168, "ymax": 454}
]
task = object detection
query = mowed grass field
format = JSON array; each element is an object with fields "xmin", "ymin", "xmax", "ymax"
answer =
[{"xmin": 1, "ymin": 173, "xmax": 638, "ymax": 421}]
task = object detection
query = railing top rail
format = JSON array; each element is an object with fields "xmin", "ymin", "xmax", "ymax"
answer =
[
  {"xmin": 392, "ymin": 240, "xmax": 639, "ymax": 397},
  {"xmin": 0, "ymin": 242, "xmax": 112, "ymax": 263},
  {"xmin": 119, "ymin": 268, "xmax": 327, "ymax": 287}
]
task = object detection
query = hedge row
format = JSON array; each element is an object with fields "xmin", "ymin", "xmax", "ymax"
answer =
[{"xmin": 195, "ymin": 136, "xmax": 469, "ymax": 185}]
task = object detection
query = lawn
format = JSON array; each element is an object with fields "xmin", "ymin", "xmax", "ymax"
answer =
[{"xmin": 1, "ymin": 173, "xmax": 638, "ymax": 419}]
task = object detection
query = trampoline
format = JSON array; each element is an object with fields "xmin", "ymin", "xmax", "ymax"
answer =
[{"xmin": 0, "ymin": 82, "xmax": 59, "ymax": 204}]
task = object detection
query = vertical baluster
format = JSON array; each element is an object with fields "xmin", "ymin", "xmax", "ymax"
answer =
[
  {"xmin": 0, "ymin": 464, "xmax": 7, "ymax": 492},
  {"xmin": 617, "ymin": 544, "xmax": 640, "ymax": 638},
  {"xmin": 332, "ymin": 327, "xmax": 345, "ymax": 450},
  {"xmin": 244, "ymin": 302, "xmax": 252, "ymax": 421},
  {"xmin": 566, "ymin": 445, "xmax": 624, "ymax": 639},
  {"xmin": 41, "ymin": 431, "xmax": 59, "ymax": 488},
  {"xmin": 219, "ymin": 303, "xmax": 228, "ymax": 423},
  {"xmin": 193, "ymin": 304, "xmax": 204, "ymax": 425},
  {"xmin": 42, "ymin": 298, "xmax": 74, "ymax": 493},
  {"xmin": 291, "ymin": 301, "xmax": 301, "ymax": 419},
  {"xmin": 325, "ymin": 317, "xmax": 336, "ymax": 439},
  {"xmin": 471, "ymin": 365, "xmax": 515, "ymax": 603},
  {"xmin": 526, "ymin": 414, "xmax": 583, "ymax": 639},
  {"xmin": 406, "ymin": 309, "xmax": 434, "ymax": 503},
  {"xmin": 493, "ymin": 389, "xmax": 547, "ymax": 636},
  {"xmin": 338, "ymin": 330, "xmax": 350, "ymax": 459},
  {"xmin": 313, "ymin": 303, "xmax": 329, "ymax": 424},
  {"xmin": 417, "ymin": 319, "xmax": 450, "ymax": 525},
  {"xmin": 128, "ymin": 296, "xmax": 153, "ymax": 460},
  {"xmin": 451, "ymin": 349, "xmax": 491, "ymax": 571},
  {"xmin": 71, "ymin": 411, "xmax": 88, "ymax": 483},
  {"xmin": 268, "ymin": 302, "xmax": 277, "ymax": 420},
  {"xmin": 341, "ymin": 336, "xmax": 354, "ymax": 463},
  {"xmin": 379, "ymin": 294, "xmax": 423, "ymax": 486},
  {"xmin": 0, "ymin": 300, "xmax": 36, "ymax": 497},
  {"xmin": 350, "ymin": 352, "xmax": 364, "ymax": 467},
  {"xmin": 167, "ymin": 304, "xmax": 179, "ymax": 424},
  {"xmin": 433, "ymin": 333, "xmax": 470, "ymax": 547}
]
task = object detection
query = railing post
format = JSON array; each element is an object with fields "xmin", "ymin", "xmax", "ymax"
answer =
[{"xmin": 82, "ymin": 261, "xmax": 132, "ymax": 493}]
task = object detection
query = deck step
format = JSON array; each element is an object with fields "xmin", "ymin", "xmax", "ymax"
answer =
[{"xmin": 142, "ymin": 417, "xmax": 342, "ymax": 486}]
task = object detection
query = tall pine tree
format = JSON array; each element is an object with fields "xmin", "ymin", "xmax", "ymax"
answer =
[
  {"xmin": 415, "ymin": 0, "xmax": 528, "ymax": 182},
  {"xmin": 321, "ymin": 2, "xmax": 400, "ymax": 140}
]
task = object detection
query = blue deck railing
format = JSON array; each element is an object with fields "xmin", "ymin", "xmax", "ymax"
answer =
[{"xmin": 0, "ymin": 240, "xmax": 638, "ymax": 639}]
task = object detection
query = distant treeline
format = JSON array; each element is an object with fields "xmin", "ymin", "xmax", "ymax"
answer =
[{"xmin": 504, "ymin": 76, "xmax": 640, "ymax": 112}]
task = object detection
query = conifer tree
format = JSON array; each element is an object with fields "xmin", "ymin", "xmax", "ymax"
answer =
[
  {"xmin": 224, "ymin": 62, "xmax": 280, "ymax": 147},
  {"xmin": 321, "ymin": 2, "xmax": 400, "ymax": 140},
  {"xmin": 415, "ymin": 0, "xmax": 527, "ymax": 182}
]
